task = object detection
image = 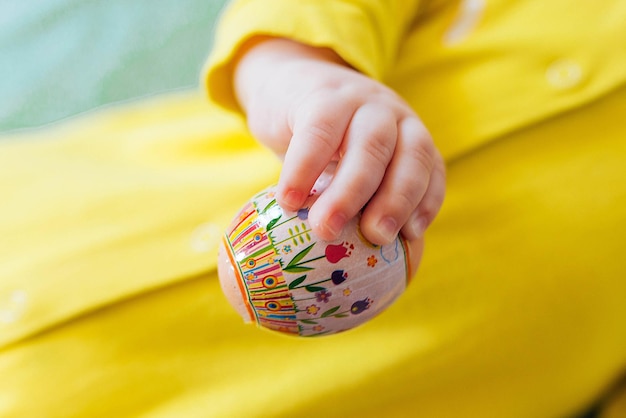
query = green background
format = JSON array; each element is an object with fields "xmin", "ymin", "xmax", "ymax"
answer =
[{"xmin": 0, "ymin": 0, "xmax": 228, "ymax": 133}]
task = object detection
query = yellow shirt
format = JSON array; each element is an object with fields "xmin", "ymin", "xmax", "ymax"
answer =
[
  {"xmin": 206, "ymin": 0, "xmax": 626, "ymax": 160},
  {"xmin": 1, "ymin": 1, "xmax": 625, "ymax": 417}
]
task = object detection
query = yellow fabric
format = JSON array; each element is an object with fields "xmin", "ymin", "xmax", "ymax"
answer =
[
  {"xmin": 1, "ymin": 87, "xmax": 625, "ymax": 418},
  {"xmin": 206, "ymin": 0, "xmax": 626, "ymax": 160},
  {"xmin": 206, "ymin": 0, "xmax": 422, "ymax": 111},
  {"xmin": 601, "ymin": 380, "xmax": 626, "ymax": 418},
  {"xmin": 1, "ymin": 0, "xmax": 626, "ymax": 417},
  {"xmin": 0, "ymin": 94, "xmax": 279, "ymax": 350}
]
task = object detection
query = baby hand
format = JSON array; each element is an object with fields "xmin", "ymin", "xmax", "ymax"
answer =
[{"xmin": 234, "ymin": 38, "xmax": 445, "ymax": 245}]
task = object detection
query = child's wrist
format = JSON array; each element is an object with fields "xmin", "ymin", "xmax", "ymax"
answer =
[{"xmin": 233, "ymin": 37, "xmax": 347, "ymax": 110}]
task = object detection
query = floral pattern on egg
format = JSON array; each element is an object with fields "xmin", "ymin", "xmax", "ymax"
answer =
[{"xmin": 218, "ymin": 185, "xmax": 411, "ymax": 337}]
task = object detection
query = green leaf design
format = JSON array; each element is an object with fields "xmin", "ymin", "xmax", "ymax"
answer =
[
  {"xmin": 266, "ymin": 215, "xmax": 282, "ymax": 231},
  {"xmin": 283, "ymin": 265, "xmax": 313, "ymax": 273},
  {"xmin": 260, "ymin": 199, "xmax": 277, "ymax": 214},
  {"xmin": 305, "ymin": 285, "xmax": 326, "ymax": 293},
  {"xmin": 286, "ymin": 243, "xmax": 315, "ymax": 268},
  {"xmin": 288, "ymin": 275, "xmax": 307, "ymax": 289},
  {"xmin": 335, "ymin": 314, "xmax": 349, "ymax": 318},
  {"xmin": 299, "ymin": 319, "xmax": 318, "ymax": 325},
  {"xmin": 321, "ymin": 306, "xmax": 341, "ymax": 318}
]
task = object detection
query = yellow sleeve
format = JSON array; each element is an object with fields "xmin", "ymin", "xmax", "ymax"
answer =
[
  {"xmin": 204, "ymin": 0, "xmax": 421, "ymax": 111},
  {"xmin": 601, "ymin": 379, "xmax": 626, "ymax": 418}
]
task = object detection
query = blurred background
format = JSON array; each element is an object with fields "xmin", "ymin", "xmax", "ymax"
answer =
[{"xmin": 0, "ymin": 0, "xmax": 228, "ymax": 133}]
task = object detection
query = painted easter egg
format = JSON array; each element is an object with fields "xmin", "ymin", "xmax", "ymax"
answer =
[{"xmin": 217, "ymin": 185, "xmax": 414, "ymax": 337}]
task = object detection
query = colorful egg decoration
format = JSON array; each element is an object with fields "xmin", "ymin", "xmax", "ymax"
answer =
[{"xmin": 217, "ymin": 184, "xmax": 413, "ymax": 337}]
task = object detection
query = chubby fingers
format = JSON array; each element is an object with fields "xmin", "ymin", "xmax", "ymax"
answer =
[
  {"xmin": 306, "ymin": 103, "xmax": 398, "ymax": 241},
  {"xmin": 360, "ymin": 116, "xmax": 445, "ymax": 245},
  {"xmin": 278, "ymin": 98, "xmax": 444, "ymax": 246},
  {"xmin": 405, "ymin": 236, "xmax": 425, "ymax": 279},
  {"xmin": 400, "ymin": 148, "xmax": 446, "ymax": 241},
  {"xmin": 276, "ymin": 96, "xmax": 353, "ymax": 212}
]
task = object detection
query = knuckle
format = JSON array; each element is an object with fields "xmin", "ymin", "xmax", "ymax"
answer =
[
  {"xmin": 363, "ymin": 134, "xmax": 395, "ymax": 170},
  {"xmin": 407, "ymin": 137, "xmax": 435, "ymax": 174},
  {"xmin": 303, "ymin": 121, "xmax": 339, "ymax": 151},
  {"xmin": 366, "ymin": 182, "xmax": 418, "ymax": 226},
  {"xmin": 355, "ymin": 112, "xmax": 397, "ymax": 169},
  {"xmin": 386, "ymin": 187, "xmax": 419, "ymax": 221},
  {"xmin": 292, "ymin": 101, "xmax": 344, "ymax": 153},
  {"xmin": 418, "ymin": 188, "xmax": 445, "ymax": 221}
]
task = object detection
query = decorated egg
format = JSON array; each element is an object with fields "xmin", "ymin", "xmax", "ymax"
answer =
[{"xmin": 217, "ymin": 185, "xmax": 414, "ymax": 337}]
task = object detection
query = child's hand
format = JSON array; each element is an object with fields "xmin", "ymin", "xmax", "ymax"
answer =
[{"xmin": 234, "ymin": 37, "xmax": 445, "ymax": 245}]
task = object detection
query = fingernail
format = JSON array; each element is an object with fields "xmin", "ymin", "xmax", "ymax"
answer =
[
  {"xmin": 282, "ymin": 190, "xmax": 304, "ymax": 210},
  {"xmin": 408, "ymin": 215, "xmax": 428, "ymax": 239},
  {"xmin": 326, "ymin": 212, "xmax": 347, "ymax": 239},
  {"xmin": 376, "ymin": 216, "xmax": 398, "ymax": 244}
]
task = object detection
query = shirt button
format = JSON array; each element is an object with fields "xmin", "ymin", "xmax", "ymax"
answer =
[
  {"xmin": 546, "ymin": 59, "xmax": 583, "ymax": 90},
  {"xmin": 444, "ymin": 0, "xmax": 485, "ymax": 45},
  {"xmin": 0, "ymin": 289, "xmax": 28, "ymax": 325},
  {"xmin": 190, "ymin": 222, "xmax": 222, "ymax": 253}
]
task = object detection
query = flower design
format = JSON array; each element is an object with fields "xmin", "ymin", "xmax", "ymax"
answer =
[
  {"xmin": 306, "ymin": 305, "xmax": 320, "ymax": 315},
  {"xmin": 331, "ymin": 270, "xmax": 347, "ymax": 285},
  {"xmin": 367, "ymin": 255, "xmax": 378, "ymax": 267},
  {"xmin": 245, "ymin": 272, "xmax": 255, "ymax": 281},
  {"xmin": 297, "ymin": 208, "xmax": 309, "ymax": 220},
  {"xmin": 282, "ymin": 245, "xmax": 292, "ymax": 254},
  {"xmin": 315, "ymin": 290, "xmax": 332, "ymax": 303},
  {"xmin": 343, "ymin": 288, "xmax": 352, "ymax": 297},
  {"xmin": 312, "ymin": 325, "xmax": 324, "ymax": 332},
  {"xmin": 351, "ymin": 298, "xmax": 373, "ymax": 314},
  {"xmin": 325, "ymin": 242, "xmax": 354, "ymax": 263}
]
